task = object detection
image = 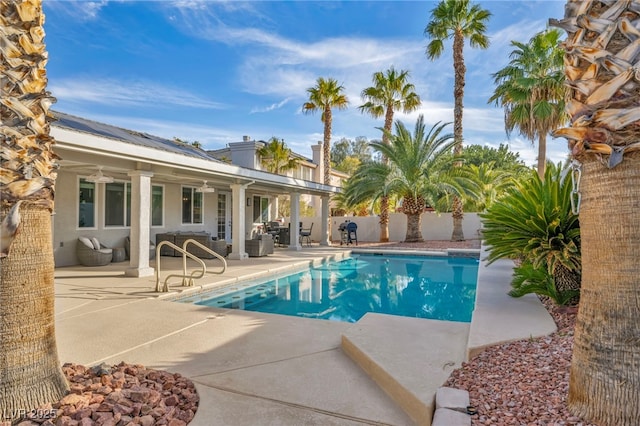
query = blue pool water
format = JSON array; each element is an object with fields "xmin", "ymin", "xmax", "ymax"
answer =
[{"xmin": 178, "ymin": 253, "xmax": 479, "ymax": 323}]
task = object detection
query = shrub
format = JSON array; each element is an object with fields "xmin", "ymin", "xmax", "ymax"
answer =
[
  {"xmin": 510, "ymin": 261, "xmax": 580, "ymax": 306},
  {"xmin": 481, "ymin": 162, "xmax": 581, "ymax": 305}
]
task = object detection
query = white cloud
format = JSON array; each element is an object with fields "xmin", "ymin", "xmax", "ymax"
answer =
[
  {"xmin": 50, "ymin": 78, "xmax": 225, "ymax": 110},
  {"xmin": 45, "ymin": 0, "xmax": 108, "ymax": 21},
  {"xmin": 250, "ymin": 98, "xmax": 292, "ymax": 114}
]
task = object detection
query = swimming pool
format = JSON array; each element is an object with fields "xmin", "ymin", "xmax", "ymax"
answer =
[{"xmin": 177, "ymin": 253, "xmax": 479, "ymax": 323}]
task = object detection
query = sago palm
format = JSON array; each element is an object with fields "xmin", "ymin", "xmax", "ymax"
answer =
[
  {"xmin": 489, "ymin": 29, "xmax": 568, "ymax": 178},
  {"xmin": 257, "ymin": 137, "xmax": 299, "ymax": 175},
  {"xmin": 425, "ymin": 0, "xmax": 492, "ymax": 241},
  {"xmin": 343, "ymin": 116, "xmax": 456, "ymax": 242},
  {"xmin": 480, "ymin": 163, "xmax": 581, "ymax": 298},
  {"xmin": 302, "ymin": 77, "xmax": 349, "ymax": 185},
  {"xmin": 550, "ymin": 1, "xmax": 640, "ymax": 423},
  {"xmin": 359, "ymin": 67, "xmax": 421, "ymax": 243},
  {"xmin": 1, "ymin": 0, "xmax": 69, "ymax": 419}
]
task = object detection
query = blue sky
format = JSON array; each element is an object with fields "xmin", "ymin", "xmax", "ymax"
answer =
[{"xmin": 43, "ymin": 0, "xmax": 567, "ymax": 166}]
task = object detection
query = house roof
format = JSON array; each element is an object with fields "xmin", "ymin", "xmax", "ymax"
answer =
[
  {"xmin": 52, "ymin": 111, "xmax": 222, "ymax": 163},
  {"xmin": 208, "ymin": 141, "xmax": 314, "ymax": 165},
  {"xmin": 50, "ymin": 111, "xmax": 340, "ymax": 197}
]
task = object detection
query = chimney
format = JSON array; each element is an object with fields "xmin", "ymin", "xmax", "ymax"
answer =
[
  {"xmin": 311, "ymin": 141, "xmax": 324, "ymax": 184},
  {"xmin": 242, "ymin": 135, "xmax": 251, "ymax": 142}
]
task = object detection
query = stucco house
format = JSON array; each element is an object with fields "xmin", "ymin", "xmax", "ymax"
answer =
[
  {"xmin": 208, "ymin": 138, "xmax": 349, "ymax": 216},
  {"xmin": 50, "ymin": 112, "xmax": 339, "ymax": 276}
]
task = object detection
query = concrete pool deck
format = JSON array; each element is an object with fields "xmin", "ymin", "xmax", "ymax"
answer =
[{"xmin": 54, "ymin": 245, "xmax": 556, "ymax": 425}]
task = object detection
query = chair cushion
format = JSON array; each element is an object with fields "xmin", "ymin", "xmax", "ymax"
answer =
[
  {"xmin": 91, "ymin": 237, "xmax": 101, "ymax": 250},
  {"xmin": 98, "ymin": 248, "xmax": 113, "ymax": 254},
  {"xmin": 79, "ymin": 237, "xmax": 94, "ymax": 249}
]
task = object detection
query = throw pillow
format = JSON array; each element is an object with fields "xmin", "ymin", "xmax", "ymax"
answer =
[
  {"xmin": 79, "ymin": 237, "xmax": 93, "ymax": 249},
  {"xmin": 91, "ymin": 237, "xmax": 101, "ymax": 250}
]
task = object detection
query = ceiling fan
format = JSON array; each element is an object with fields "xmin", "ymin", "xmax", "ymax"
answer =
[
  {"xmin": 85, "ymin": 166, "xmax": 114, "ymax": 183},
  {"xmin": 195, "ymin": 180, "xmax": 215, "ymax": 193}
]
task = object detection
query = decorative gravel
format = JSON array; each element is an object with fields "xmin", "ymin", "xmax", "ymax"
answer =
[
  {"xmin": 13, "ymin": 362, "xmax": 199, "ymax": 426},
  {"xmin": 444, "ymin": 299, "xmax": 597, "ymax": 425}
]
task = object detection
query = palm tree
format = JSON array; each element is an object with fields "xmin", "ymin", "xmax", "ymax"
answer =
[
  {"xmin": 1, "ymin": 0, "xmax": 69, "ymax": 419},
  {"xmin": 344, "ymin": 116, "xmax": 457, "ymax": 242},
  {"xmin": 359, "ymin": 67, "xmax": 422, "ymax": 242},
  {"xmin": 425, "ymin": 0, "xmax": 491, "ymax": 241},
  {"xmin": 457, "ymin": 162, "xmax": 516, "ymax": 212},
  {"xmin": 257, "ymin": 137, "xmax": 299, "ymax": 175},
  {"xmin": 489, "ymin": 29, "xmax": 568, "ymax": 178},
  {"xmin": 551, "ymin": 2, "xmax": 640, "ymax": 423},
  {"xmin": 302, "ymin": 77, "xmax": 349, "ymax": 185}
]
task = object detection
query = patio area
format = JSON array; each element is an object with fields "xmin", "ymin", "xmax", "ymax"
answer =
[{"xmin": 54, "ymin": 244, "xmax": 555, "ymax": 425}]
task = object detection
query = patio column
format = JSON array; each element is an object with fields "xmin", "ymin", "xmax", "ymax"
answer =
[
  {"xmin": 289, "ymin": 192, "xmax": 301, "ymax": 251},
  {"xmin": 229, "ymin": 183, "xmax": 248, "ymax": 260},
  {"xmin": 125, "ymin": 170, "xmax": 154, "ymax": 277},
  {"xmin": 271, "ymin": 196, "xmax": 279, "ymax": 220},
  {"xmin": 320, "ymin": 195, "xmax": 330, "ymax": 246}
]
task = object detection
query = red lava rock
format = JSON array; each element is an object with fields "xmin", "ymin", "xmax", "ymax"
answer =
[
  {"xmin": 22, "ymin": 363, "xmax": 199, "ymax": 426},
  {"xmin": 164, "ymin": 395, "xmax": 179, "ymax": 407},
  {"xmin": 138, "ymin": 415, "xmax": 155, "ymax": 426},
  {"xmin": 445, "ymin": 296, "xmax": 597, "ymax": 425},
  {"xmin": 138, "ymin": 405, "xmax": 152, "ymax": 417}
]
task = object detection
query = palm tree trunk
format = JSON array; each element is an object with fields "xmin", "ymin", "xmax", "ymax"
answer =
[
  {"xmin": 568, "ymin": 157, "xmax": 640, "ymax": 425},
  {"xmin": 537, "ymin": 133, "xmax": 546, "ymax": 179},
  {"xmin": 323, "ymin": 107, "xmax": 333, "ymax": 242},
  {"xmin": 323, "ymin": 107, "xmax": 332, "ymax": 186},
  {"xmin": 451, "ymin": 30, "xmax": 466, "ymax": 241},
  {"xmin": 379, "ymin": 105, "xmax": 395, "ymax": 242},
  {"xmin": 1, "ymin": 1, "xmax": 69, "ymax": 418},
  {"xmin": 0, "ymin": 207, "xmax": 69, "ymax": 421},
  {"xmin": 552, "ymin": 263, "xmax": 580, "ymax": 305},
  {"xmin": 404, "ymin": 212, "xmax": 423, "ymax": 243},
  {"xmin": 379, "ymin": 196, "xmax": 390, "ymax": 242}
]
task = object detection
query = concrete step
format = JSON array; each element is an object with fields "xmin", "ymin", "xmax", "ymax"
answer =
[
  {"xmin": 341, "ymin": 314, "xmax": 469, "ymax": 426},
  {"xmin": 433, "ymin": 387, "xmax": 471, "ymax": 426}
]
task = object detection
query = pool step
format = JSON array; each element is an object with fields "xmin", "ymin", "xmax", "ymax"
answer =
[{"xmin": 341, "ymin": 314, "xmax": 469, "ymax": 426}]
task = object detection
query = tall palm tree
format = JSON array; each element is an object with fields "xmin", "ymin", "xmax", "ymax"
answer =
[
  {"xmin": 257, "ymin": 137, "xmax": 299, "ymax": 175},
  {"xmin": 1, "ymin": 0, "xmax": 69, "ymax": 419},
  {"xmin": 489, "ymin": 29, "xmax": 568, "ymax": 178},
  {"xmin": 359, "ymin": 67, "xmax": 422, "ymax": 242},
  {"xmin": 302, "ymin": 77, "xmax": 349, "ymax": 185},
  {"xmin": 344, "ymin": 116, "xmax": 457, "ymax": 242},
  {"xmin": 550, "ymin": 1, "xmax": 640, "ymax": 424},
  {"xmin": 425, "ymin": 0, "xmax": 491, "ymax": 241}
]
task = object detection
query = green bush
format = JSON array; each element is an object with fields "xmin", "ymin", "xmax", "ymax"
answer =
[
  {"xmin": 481, "ymin": 162, "xmax": 581, "ymax": 305},
  {"xmin": 510, "ymin": 261, "xmax": 580, "ymax": 306}
]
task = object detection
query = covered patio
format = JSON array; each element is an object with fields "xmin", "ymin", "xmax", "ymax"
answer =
[{"xmin": 50, "ymin": 112, "xmax": 338, "ymax": 276}]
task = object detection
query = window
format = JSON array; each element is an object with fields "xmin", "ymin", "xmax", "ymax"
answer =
[
  {"xmin": 253, "ymin": 196, "xmax": 269, "ymax": 223},
  {"xmin": 302, "ymin": 166, "xmax": 312, "ymax": 181},
  {"xmin": 217, "ymin": 193, "xmax": 227, "ymax": 240},
  {"xmin": 151, "ymin": 185, "xmax": 164, "ymax": 227},
  {"xmin": 105, "ymin": 182, "xmax": 131, "ymax": 227},
  {"xmin": 182, "ymin": 187, "xmax": 203, "ymax": 224},
  {"xmin": 78, "ymin": 178, "xmax": 96, "ymax": 228}
]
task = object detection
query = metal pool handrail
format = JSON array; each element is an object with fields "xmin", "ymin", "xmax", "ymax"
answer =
[
  {"xmin": 155, "ymin": 239, "xmax": 227, "ymax": 292},
  {"xmin": 181, "ymin": 238, "xmax": 227, "ymax": 284}
]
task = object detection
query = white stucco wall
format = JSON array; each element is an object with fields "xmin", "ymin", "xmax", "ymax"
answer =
[
  {"xmin": 53, "ymin": 170, "xmax": 221, "ymax": 267},
  {"xmin": 326, "ymin": 212, "xmax": 482, "ymax": 243}
]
